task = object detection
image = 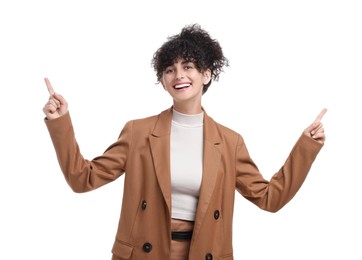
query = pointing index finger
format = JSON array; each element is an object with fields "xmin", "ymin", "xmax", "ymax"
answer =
[
  {"xmin": 314, "ymin": 108, "xmax": 327, "ymax": 123},
  {"xmin": 44, "ymin": 77, "xmax": 55, "ymax": 95}
]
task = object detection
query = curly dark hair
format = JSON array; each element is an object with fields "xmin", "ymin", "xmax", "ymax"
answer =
[{"xmin": 151, "ymin": 24, "xmax": 229, "ymax": 94}]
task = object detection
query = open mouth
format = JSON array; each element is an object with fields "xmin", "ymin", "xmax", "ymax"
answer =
[{"xmin": 174, "ymin": 83, "xmax": 191, "ymax": 90}]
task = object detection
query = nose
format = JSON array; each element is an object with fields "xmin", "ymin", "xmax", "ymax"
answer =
[{"xmin": 176, "ymin": 70, "xmax": 184, "ymax": 81}]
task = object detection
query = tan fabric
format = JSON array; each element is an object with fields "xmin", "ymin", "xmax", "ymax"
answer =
[
  {"xmin": 171, "ymin": 219, "xmax": 194, "ymax": 260},
  {"xmin": 45, "ymin": 107, "xmax": 323, "ymax": 260}
]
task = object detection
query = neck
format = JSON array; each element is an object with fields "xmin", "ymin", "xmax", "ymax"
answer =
[{"xmin": 173, "ymin": 101, "xmax": 202, "ymax": 115}]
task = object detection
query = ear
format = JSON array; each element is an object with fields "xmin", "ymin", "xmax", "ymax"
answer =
[{"xmin": 203, "ymin": 69, "xmax": 212, "ymax": 85}]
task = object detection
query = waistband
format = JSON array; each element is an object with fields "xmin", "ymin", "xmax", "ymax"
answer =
[
  {"xmin": 171, "ymin": 231, "xmax": 193, "ymax": 240},
  {"xmin": 171, "ymin": 218, "xmax": 194, "ymax": 240}
]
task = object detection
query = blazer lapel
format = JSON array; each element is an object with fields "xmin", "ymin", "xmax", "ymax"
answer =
[
  {"xmin": 192, "ymin": 112, "xmax": 223, "ymax": 240},
  {"xmin": 149, "ymin": 108, "xmax": 173, "ymax": 214}
]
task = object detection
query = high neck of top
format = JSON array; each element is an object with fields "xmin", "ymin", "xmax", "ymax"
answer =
[{"xmin": 172, "ymin": 109, "xmax": 204, "ymax": 127}]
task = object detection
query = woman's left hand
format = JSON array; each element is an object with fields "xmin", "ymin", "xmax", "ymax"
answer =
[{"xmin": 304, "ymin": 108, "xmax": 327, "ymax": 144}]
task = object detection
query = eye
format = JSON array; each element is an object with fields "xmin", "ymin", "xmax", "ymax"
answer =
[
  {"xmin": 184, "ymin": 64, "xmax": 194, "ymax": 70},
  {"xmin": 164, "ymin": 68, "xmax": 174, "ymax": 74}
]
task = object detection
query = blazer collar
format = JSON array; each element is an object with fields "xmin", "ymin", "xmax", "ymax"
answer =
[
  {"xmin": 151, "ymin": 107, "xmax": 173, "ymax": 137},
  {"xmin": 151, "ymin": 106, "xmax": 222, "ymax": 144}
]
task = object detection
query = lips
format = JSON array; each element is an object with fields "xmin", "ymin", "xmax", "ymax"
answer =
[{"xmin": 174, "ymin": 83, "xmax": 191, "ymax": 89}]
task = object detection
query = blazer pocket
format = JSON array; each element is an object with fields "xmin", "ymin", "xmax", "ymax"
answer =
[{"xmin": 112, "ymin": 239, "xmax": 134, "ymax": 259}]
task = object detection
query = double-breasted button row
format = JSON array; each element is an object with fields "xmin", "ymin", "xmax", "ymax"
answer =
[
  {"xmin": 205, "ymin": 210, "xmax": 218, "ymax": 260},
  {"xmin": 141, "ymin": 201, "xmax": 151, "ymax": 253},
  {"xmin": 205, "ymin": 253, "xmax": 213, "ymax": 260}
]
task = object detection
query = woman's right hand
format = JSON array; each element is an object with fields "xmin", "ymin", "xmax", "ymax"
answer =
[{"xmin": 42, "ymin": 77, "xmax": 68, "ymax": 120}]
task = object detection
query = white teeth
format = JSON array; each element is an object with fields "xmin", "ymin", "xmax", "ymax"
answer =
[{"xmin": 174, "ymin": 83, "xmax": 190, "ymax": 89}]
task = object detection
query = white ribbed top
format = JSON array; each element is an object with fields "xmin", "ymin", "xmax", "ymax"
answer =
[{"xmin": 170, "ymin": 109, "xmax": 204, "ymax": 221}]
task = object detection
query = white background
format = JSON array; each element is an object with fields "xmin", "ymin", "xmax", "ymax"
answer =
[{"xmin": 1, "ymin": 0, "xmax": 361, "ymax": 259}]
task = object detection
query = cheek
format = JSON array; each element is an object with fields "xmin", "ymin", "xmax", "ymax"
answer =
[
  {"xmin": 161, "ymin": 75, "xmax": 171, "ymax": 85},
  {"xmin": 160, "ymin": 78, "xmax": 167, "ymax": 89},
  {"xmin": 161, "ymin": 81, "xmax": 173, "ymax": 92}
]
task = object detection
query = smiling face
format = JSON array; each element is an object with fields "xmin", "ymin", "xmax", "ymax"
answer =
[{"xmin": 160, "ymin": 59, "xmax": 211, "ymax": 114}]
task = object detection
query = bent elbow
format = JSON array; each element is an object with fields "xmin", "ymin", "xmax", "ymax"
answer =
[{"xmin": 65, "ymin": 174, "xmax": 92, "ymax": 193}]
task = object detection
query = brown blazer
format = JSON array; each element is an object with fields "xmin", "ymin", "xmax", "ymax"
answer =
[{"xmin": 45, "ymin": 107, "xmax": 323, "ymax": 260}]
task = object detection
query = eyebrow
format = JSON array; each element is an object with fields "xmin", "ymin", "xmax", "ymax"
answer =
[
  {"xmin": 165, "ymin": 60, "xmax": 193, "ymax": 68},
  {"xmin": 181, "ymin": 59, "xmax": 194, "ymax": 65}
]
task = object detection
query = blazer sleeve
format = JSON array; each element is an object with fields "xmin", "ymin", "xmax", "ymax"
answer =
[
  {"xmin": 235, "ymin": 133, "xmax": 323, "ymax": 212},
  {"xmin": 45, "ymin": 112, "xmax": 132, "ymax": 193}
]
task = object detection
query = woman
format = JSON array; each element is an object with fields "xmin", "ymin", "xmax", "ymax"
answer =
[{"xmin": 43, "ymin": 24, "xmax": 326, "ymax": 260}]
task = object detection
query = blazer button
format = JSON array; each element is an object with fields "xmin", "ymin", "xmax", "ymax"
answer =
[
  {"xmin": 214, "ymin": 210, "xmax": 220, "ymax": 220},
  {"xmin": 143, "ymin": 242, "xmax": 152, "ymax": 253},
  {"xmin": 205, "ymin": 253, "xmax": 213, "ymax": 260},
  {"xmin": 141, "ymin": 200, "xmax": 147, "ymax": 210}
]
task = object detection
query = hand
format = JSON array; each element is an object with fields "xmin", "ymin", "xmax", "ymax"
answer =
[
  {"xmin": 42, "ymin": 77, "xmax": 68, "ymax": 120},
  {"xmin": 303, "ymin": 108, "xmax": 327, "ymax": 144}
]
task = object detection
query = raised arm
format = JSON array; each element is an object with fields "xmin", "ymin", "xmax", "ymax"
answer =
[{"xmin": 236, "ymin": 108, "xmax": 327, "ymax": 212}]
